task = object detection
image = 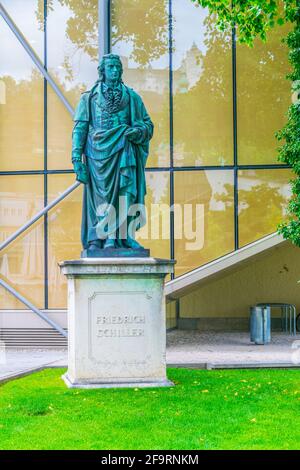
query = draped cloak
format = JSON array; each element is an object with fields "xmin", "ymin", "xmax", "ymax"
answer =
[{"xmin": 72, "ymin": 82, "xmax": 154, "ymax": 249}]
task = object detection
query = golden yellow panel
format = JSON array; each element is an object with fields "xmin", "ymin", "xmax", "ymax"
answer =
[
  {"xmin": 237, "ymin": 22, "xmax": 291, "ymax": 165},
  {"xmin": 111, "ymin": 0, "xmax": 170, "ymax": 168},
  {"xmin": 47, "ymin": 87, "xmax": 73, "ymax": 170},
  {"xmin": 136, "ymin": 171, "xmax": 170, "ymax": 260},
  {"xmin": 48, "ymin": 174, "xmax": 82, "ymax": 308},
  {"xmin": 173, "ymin": 0, "xmax": 233, "ymax": 167},
  {"xmin": 47, "ymin": 0, "xmax": 98, "ymax": 110},
  {"xmin": 238, "ymin": 169, "xmax": 293, "ymax": 247},
  {"xmin": 0, "ymin": 175, "xmax": 44, "ymax": 309},
  {"xmin": 0, "ymin": 287, "xmax": 28, "ymax": 310},
  {"xmin": 0, "ymin": 21, "xmax": 44, "ymax": 171},
  {"xmin": 174, "ymin": 170, "xmax": 235, "ymax": 277},
  {"xmin": 166, "ymin": 300, "xmax": 177, "ymax": 329}
]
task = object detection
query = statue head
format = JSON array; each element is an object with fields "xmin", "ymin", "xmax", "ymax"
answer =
[{"xmin": 98, "ymin": 54, "xmax": 123, "ymax": 84}]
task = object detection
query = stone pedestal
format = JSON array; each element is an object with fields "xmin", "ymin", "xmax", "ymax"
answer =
[{"xmin": 59, "ymin": 258, "xmax": 175, "ymax": 389}]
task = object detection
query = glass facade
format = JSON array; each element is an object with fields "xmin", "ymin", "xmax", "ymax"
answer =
[
  {"xmin": 0, "ymin": 0, "xmax": 293, "ymax": 311},
  {"xmin": 173, "ymin": 1, "xmax": 233, "ymax": 167},
  {"xmin": 237, "ymin": 22, "xmax": 291, "ymax": 165}
]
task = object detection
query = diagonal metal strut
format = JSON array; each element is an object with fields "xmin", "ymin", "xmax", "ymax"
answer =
[
  {"xmin": 0, "ymin": 181, "xmax": 80, "ymax": 337},
  {"xmin": 0, "ymin": 181, "xmax": 81, "ymax": 252},
  {"xmin": 0, "ymin": 2, "xmax": 74, "ymax": 116},
  {"xmin": 0, "ymin": 279, "xmax": 67, "ymax": 337},
  {"xmin": 0, "ymin": 1, "xmax": 111, "ymax": 336}
]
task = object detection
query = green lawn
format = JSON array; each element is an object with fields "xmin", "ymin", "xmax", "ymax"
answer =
[{"xmin": 0, "ymin": 368, "xmax": 299, "ymax": 450}]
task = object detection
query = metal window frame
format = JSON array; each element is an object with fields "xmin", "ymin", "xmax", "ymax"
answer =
[
  {"xmin": 168, "ymin": 0, "xmax": 175, "ymax": 280},
  {"xmin": 44, "ymin": 0, "xmax": 48, "ymax": 308},
  {"xmin": 232, "ymin": 25, "xmax": 239, "ymax": 251},
  {"xmin": 99, "ymin": 0, "xmax": 111, "ymax": 57}
]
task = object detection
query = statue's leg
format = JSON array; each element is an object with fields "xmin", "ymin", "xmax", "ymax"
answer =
[
  {"xmin": 115, "ymin": 191, "xmax": 129, "ymax": 247},
  {"xmin": 117, "ymin": 191, "xmax": 145, "ymax": 249},
  {"xmin": 85, "ymin": 158, "xmax": 116, "ymax": 250},
  {"xmin": 102, "ymin": 210, "xmax": 117, "ymax": 249},
  {"xmin": 82, "ymin": 179, "xmax": 104, "ymax": 250},
  {"xmin": 81, "ymin": 184, "xmax": 89, "ymax": 249}
]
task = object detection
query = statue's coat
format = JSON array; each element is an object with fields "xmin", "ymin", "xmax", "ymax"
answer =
[{"xmin": 73, "ymin": 82, "xmax": 154, "ymax": 249}]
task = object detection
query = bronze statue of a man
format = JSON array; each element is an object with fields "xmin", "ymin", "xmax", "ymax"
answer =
[{"xmin": 72, "ymin": 54, "xmax": 154, "ymax": 255}]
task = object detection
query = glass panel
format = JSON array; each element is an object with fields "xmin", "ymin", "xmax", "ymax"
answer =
[
  {"xmin": 0, "ymin": 286, "xmax": 29, "ymax": 310},
  {"xmin": 174, "ymin": 170, "xmax": 234, "ymax": 277},
  {"xmin": 166, "ymin": 300, "xmax": 177, "ymax": 329},
  {"xmin": 48, "ymin": 174, "xmax": 82, "ymax": 308},
  {"xmin": 0, "ymin": 19, "xmax": 44, "ymax": 171},
  {"xmin": 1, "ymin": 0, "xmax": 44, "ymax": 60},
  {"xmin": 136, "ymin": 171, "xmax": 170, "ymax": 260},
  {"xmin": 0, "ymin": 175, "xmax": 44, "ymax": 309},
  {"xmin": 238, "ymin": 169, "xmax": 293, "ymax": 247},
  {"xmin": 47, "ymin": 0, "xmax": 99, "ymax": 169},
  {"xmin": 47, "ymin": 0, "xmax": 98, "ymax": 110},
  {"xmin": 111, "ymin": 0, "xmax": 170, "ymax": 168},
  {"xmin": 237, "ymin": 23, "xmax": 291, "ymax": 165},
  {"xmin": 47, "ymin": 87, "xmax": 73, "ymax": 170},
  {"xmin": 173, "ymin": 0, "xmax": 233, "ymax": 167}
]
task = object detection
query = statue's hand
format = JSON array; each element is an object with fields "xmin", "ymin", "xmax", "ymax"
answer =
[
  {"xmin": 124, "ymin": 127, "xmax": 141, "ymax": 142},
  {"xmin": 73, "ymin": 161, "xmax": 89, "ymax": 185}
]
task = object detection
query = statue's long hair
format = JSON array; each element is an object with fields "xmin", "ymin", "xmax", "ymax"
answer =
[{"xmin": 97, "ymin": 54, "xmax": 123, "ymax": 83}]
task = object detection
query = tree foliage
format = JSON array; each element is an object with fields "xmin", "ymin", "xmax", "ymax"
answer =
[
  {"xmin": 191, "ymin": 0, "xmax": 299, "ymax": 44},
  {"xmin": 277, "ymin": 13, "xmax": 300, "ymax": 245}
]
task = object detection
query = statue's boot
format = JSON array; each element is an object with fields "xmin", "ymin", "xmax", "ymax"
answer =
[
  {"xmin": 103, "ymin": 238, "xmax": 116, "ymax": 249},
  {"xmin": 124, "ymin": 237, "xmax": 144, "ymax": 250},
  {"xmin": 88, "ymin": 240, "xmax": 101, "ymax": 251}
]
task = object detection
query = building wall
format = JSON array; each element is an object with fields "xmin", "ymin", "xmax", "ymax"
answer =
[{"xmin": 178, "ymin": 242, "xmax": 300, "ymax": 329}]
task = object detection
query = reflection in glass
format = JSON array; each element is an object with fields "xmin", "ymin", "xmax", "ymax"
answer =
[
  {"xmin": 238, "ymin": 169, "xmax": 292, "ymax": 247},
  {"xmin": 47, "ymin": 87, "xmax": 73, "ymax": 170},
  {"xmin": 1, "ymin": 0, "xmax": 44, "ymax": 60},
  {"xmin": 237, "ymin": 23, "xmax": 291, "ymax": 165},
  {"xmin": 173, "ymin": 0, "xmax": 233, "ymax": 167},
  {"xmin": 47, "ymin": 0, "xmax": 98, "ymax": 109},
  {"xmin": 0, "ymin": 18, "xmax": 44, "ymax": 171},
  {"xmin": 137, "ymin": 171, "xmax": 170, "ymax": 260},
  {"xmin": 174, "ymin": 170, "xmax": 234, "ymax": 276},
  {"xmin": 48, "ymin": 174, "xmax": 82, "ymax": 308},
  {"xmin": 46, "ymin": 0, "xmax": 99, "ymax": 169},
  {"xmin": 111, "ymin": 0, "xmax": 170, "ymax": 167},
  {"xmin": 0, "ymin": 176, "xmax": 44, "ymax": 308}
]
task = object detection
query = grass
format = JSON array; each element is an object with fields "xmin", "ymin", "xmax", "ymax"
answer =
[{"xmin": 0, "ymin": 368, "xmax": 299, "ymax": 450}]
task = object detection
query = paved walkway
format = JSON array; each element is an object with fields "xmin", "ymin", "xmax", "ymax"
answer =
[
  {"xmin": 0, "ymin": 349, "xmax": 67, "ymax": 382},
  {"xmin": 0, "ymin": 331, "xmax": 299, "ymax": 382},
  {"xmin": 166, "ymin": 331, "xmax": 300, "ymax": 366}
]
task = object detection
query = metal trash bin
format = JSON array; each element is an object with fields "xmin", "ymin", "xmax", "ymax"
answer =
[{"xmin": 250, "ymin": 306, "xmax": 271, "ymax": 345}]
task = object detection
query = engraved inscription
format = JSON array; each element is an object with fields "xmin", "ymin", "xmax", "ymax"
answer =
[
  {"xmin": 96, "ymin": 314, "xmax": 146, "ymax": 338},
  {"xmin": 87, "ymin": 291, "xmax": 151, "ymax": 369},
  {"xmin": 96, "ymin": 315, "xmax": 145, "ymax": 324}
]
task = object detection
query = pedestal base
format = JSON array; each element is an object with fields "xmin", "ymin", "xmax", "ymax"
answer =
[
  {"xmin": 81, "ymin": 247, "xmax": 150, "ymax": 258},
  {"xmin": 60, "ymin": 257, "xmax": 175, "ymax": 389},
  {"xmin": 62, "ymin": 373, "xmax": 174, "ymax": 389}
]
